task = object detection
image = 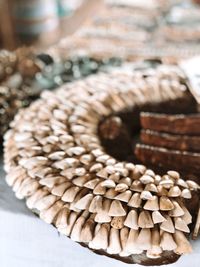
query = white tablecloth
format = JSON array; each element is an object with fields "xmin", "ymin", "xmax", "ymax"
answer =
[{"xmin": 0, "ymin": 160, "xmax": 199, "ymax": 267}]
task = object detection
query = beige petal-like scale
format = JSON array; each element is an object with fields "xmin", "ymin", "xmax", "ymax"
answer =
[
  {"xmin": 51, "ymin": 182, "xmax": 71, "ymax": 196},
  {"xmin": 55, "ymin": 207, "xmax": 70, "ymax": 229},
  {"xmin": 74, "ymin": 193, "xmax": 93, "ymax": 210},
  {"xmin": 160, "ymin": 196, "xmax": 174, "ymax": 211},
  {"xmin": 124, "ymin": 210, "xmax": 139, "ymax": 230},
  {"xmin": 95, "ymin": 199, "xmax": 112, "ymax": 223},
  {"xmin": 146, "ymin": 228, "xmax": 162, "ymax": 259},
  {"xmin": 64, "ymin": 212, "xmax": 79, "ymax": 236},
  {"xmin": 115, "ymin": 190, "xmax": 132, "ymax": 202},
  {"xmin": 128, "ymin": 193, "xmax": 142, "ymax": 208},
  {"xmin": 26, "ymin": 188, "xmax": 49, "ymax": 209},
  {"xmin": 144, "ymin": 196, "xmax": 159, "ymax": 211},
  {"xmin": 174, "ymin": 218, "xmax": 190, "ymax": 233},
  {"xmin": 71, "ymin": 215, "xmax": 88, "ymax": 242},
  {"xmin": 80, "ymin": 215, "xmax": 96, "ymax": 243},
  {"xmin": 107, "ymin": 228, "xmax": 122, "ymax": 254},
  {"xmin": 138, "ymin": 211, "xmax": 154, "ymax": 228},
  {"xmin": 84, "ymin": 178, "xmax": 100, "ymax": 189},
  {"xmin": 61, "ymin": 186, "xmax": 80, "ymax": 203},
  {"xmin": 181, "ymin": 206, "xmax": 192, "ymax": 225},
  {"xmin": 119, "ymin": 227, "xmax": 130, "ymax": 257},
  {"xmin": 169, "ymin": 201, "xmax": 185, "ymax": 217},
  {"xmin": 136, "ymin": 229, "xmax": 151, "ymax": 250},
  {"xmin": 174, "ymin": 230, "xmax": 193, "ymax": 254},
  {"xmin": 89, "ymin": 195, "xmax": 103, "ymax": 213},
  {"xmin": 40, "ymin": 200, "xmax": 64, "ymax": 224},
  {"xmin": 160, "ymin": 216, "xmax": 175, "ymax": 233},
  {"xmin": 152, "ymin": 211, "xmax": 166, "ymax": 224},
  {"xmin": 124, "ymin": 229, "xmax": 142, "ymax": 254},
  {"xmin": 34, "ymin": 195, "xmax": 58, "ymax": 211},
  {"xmin": 89, "ymin": 224, "xmax": 110, "ymax": 250},
  {"xmin": 168, "ymin": 186, "xmax": 181, "ymax": 197},
  {"xmin": 108, "ymin": 200, "xmax": 126, "ymax": 217},
  {"xmin": 160, "ymin": 232, "xmax": 177, "ymax": 251},
  {"xmin": 101, "ymin": 179, "xmax": 116, "ymax": 188}
]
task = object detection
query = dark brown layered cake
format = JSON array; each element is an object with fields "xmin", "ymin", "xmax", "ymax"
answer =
[{"xmin": 3, "ymin": 62, "xmax": 200, "ymax": 265}]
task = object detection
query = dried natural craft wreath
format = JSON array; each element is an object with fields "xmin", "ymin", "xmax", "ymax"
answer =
[
  {"xmin": 0, "ymin": 48, "xmax": 121, "ymax": 141},
  {"xmin": 3, "ymin": 63, "xmax": 200, "ymax": 265}
]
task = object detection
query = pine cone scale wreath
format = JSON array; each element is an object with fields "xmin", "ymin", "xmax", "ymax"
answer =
[{"xmin": 3, "ymin": 64, "xmax": 200, "ymax": 265}]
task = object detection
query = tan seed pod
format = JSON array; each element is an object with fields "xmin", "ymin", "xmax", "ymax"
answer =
[
  {"xmin": 173, "ymin": 230, "xmax": 192, "ymax": 254},
  {"xmin": 26, "ymin": 188, "xmax": 49, "ymax": 209},
  {"xmin": 104, "ymin": 188, "xmax": 118, "ymax": 199},
  {"xmin": 144, "ymin": 196, "xmax": 159, "ymax": 211},
  {"xmin": 89, "ymin": 223, "xmax": 110, "ymax": 250},
  {"xmin": 140, "ymin": 175, "xmax": 154, "ymax": 185},
  {"xmin": 168, "ymin": 186, "xmax": 181, "ymax": 197},
  {"xmin": 181, "ymin": 188, "xmax": 192, "ymax": 199},
  {"xmin": 61, "ymin": 186, "xmax": 80, "ymax": 203},
  {"xmin": 160, "ymin": 216, "xmax": 175, "ymax": 233},
  {"xmin": 40, "ymin": 200, "xmax": 64, "ymax": 224},
  {"xmin": 169, "ymin": 201, "xmax": 185, "ymax": 217},
  {"xmin": 138, "ymin": 211, "xmax": 154, "ymax": 228},
  {"xmin": 111, "ymin": 216, "xmax": 125, "ymax": 229},
  {"xmin": 160, "ymin": 232, "xmax": 177, "ymax": 251},
  {"xmin": 107, "ymin": 228, "xmax": 122, "ymax": 255},
  {"xmin": 124, "ymin": 229, "xmax": 142, "ymax": 254},
  {"xmin": 115, "ymin": 183, "xmax": 129, "ymax": 192},
  {"xmin": 55, "ymin": 207, "xmax": 70, "ymax": 229},
  {"xmin": 115, "ymin": 190, "xmax": 132, "ymax": 203},
  {"xmin": 124, "ymin": 210, "xmax": 138, "ymax": 230},
  {"xmin": 119, "ymin": 227, "xmax": 130, "ymax": 257},
  {"xmin": 89, "ymin": 195, "xmax": 103, "ymax": 213},
  {"xmin": 130, "ymin": 180, "xmax": 144, "ymax": 192},
  {"xmin": 93, "ymin": 183, "xmax": 106, "ymax": 195},
  {"xmin": 108, "ymin": 200, "xmax": 126, "ymax": 217},
  {"xmin": 51, "ymin": 182, "xmax": 71, "ymax": 196},
  {"xmin": 146, "ymin": 227, "xmax": 162, "ymax": 259},
  {"xmin": 95, "ymin": 199, "xmax": 112, "ymax": 223},
  {"xmin": 71, "ymin": 215, "xmax": 88, "ymax": 242},
  {"xmin": 136, "ymin": 228, "xmax": 151, "ymax": 250},
  {"xmin": 101, "ymin": 179, "xmax": 116, "ymax": 188},
  {"xmin": 174, "ymin": 217, "xmax": 190, "ymax": 233},
  {"xmin": 160, "ymin": 196, "xmax": 174, "ymax": 211},
  {"xmin": 34, "ymin": 194, "xmax": 58, "ymax": 211},
  {"xmin": 167, "ymin": 171, "xmax": 180, "ymax": 180},
  {"xmin": 128, "ymin": 193, "xmax": 142, "ymax": 208},
  {"xmin": 152, "ymin": 211, "xmax": 166, "ymax": 224},
  {"xmin": 140, "ymin": 190, "xmax": 153, "ymax": 200},
  {"xmin": 74, "ymin": 193, "xmax": 93, "ymax": 210},
  {"xmin": 84, "ymin": 178, "xmax": 100, "ymax": 189},
  {"xmin": 80, "ymin": 215, "xmax": 96, "ymax": 243}
]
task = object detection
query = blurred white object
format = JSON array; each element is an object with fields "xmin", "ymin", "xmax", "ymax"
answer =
[{"xmin": 180, "ymin": 56, "xmax": 200, "ymax": 104}]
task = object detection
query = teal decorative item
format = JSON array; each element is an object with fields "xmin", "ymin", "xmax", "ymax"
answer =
[{"xmin": 12, "ymin": 0, "xmax": 59, "ymax": 37}]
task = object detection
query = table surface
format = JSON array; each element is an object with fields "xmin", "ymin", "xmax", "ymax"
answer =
[{"xmin": 0, "ymin": 159, "xmax": 199, "ymax": 267}]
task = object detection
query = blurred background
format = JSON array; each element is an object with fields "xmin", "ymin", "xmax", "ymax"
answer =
[
  {"xmin": 0, "ymin": 0, "xmax": 100, "ymax": 49},
  {"xmin": 1, "ymin": 0, "xmax": 200, "ymax": 53}
]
